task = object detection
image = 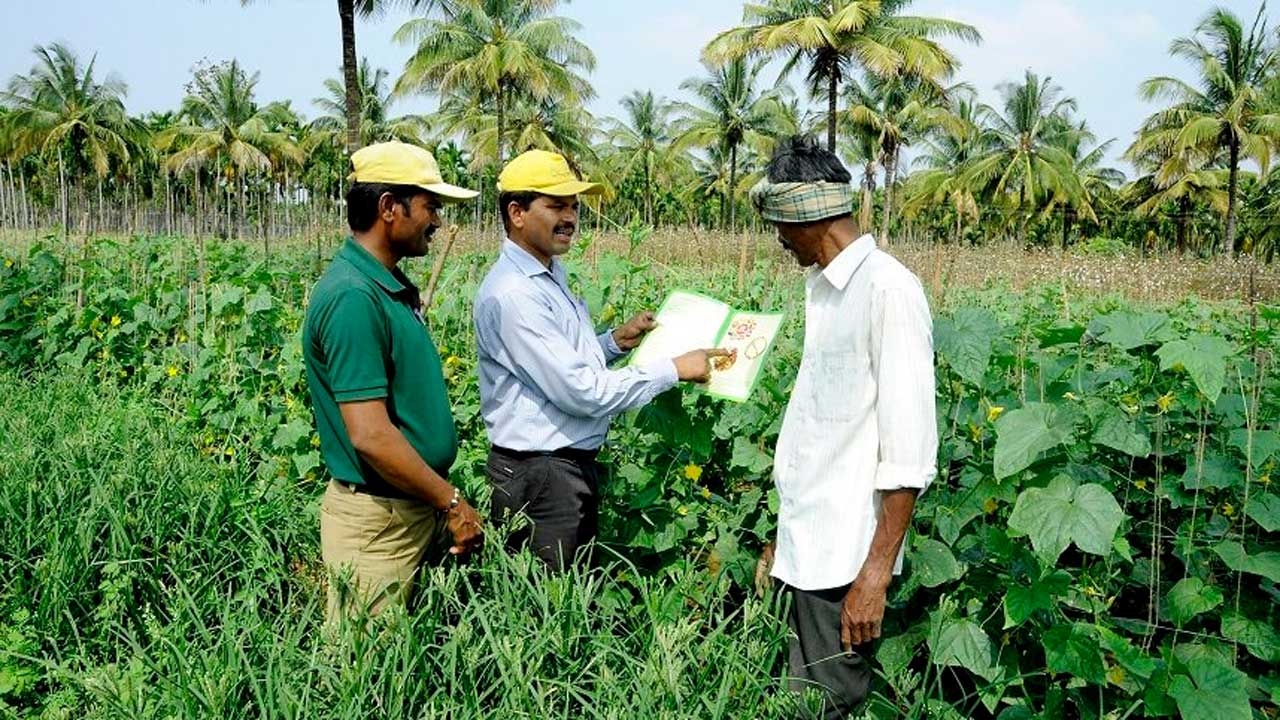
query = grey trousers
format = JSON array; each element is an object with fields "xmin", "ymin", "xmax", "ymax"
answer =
[
  {"xmin": 784, "ymin": 583, "xmax": 873, "ymax": 720},
  {"xmin": 486, "ymin": 448, "xmax": 600, "ymax": 570}
]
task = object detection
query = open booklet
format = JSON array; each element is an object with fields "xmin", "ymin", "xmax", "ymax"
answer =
[{"xmin": 627, "ymin": 290, "xmax": 785, "ymax": 402}]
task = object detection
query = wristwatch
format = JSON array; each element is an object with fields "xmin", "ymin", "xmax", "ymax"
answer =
[{"xmin": 447, "ymin": 488, "xmax": 461, "ymax": 513}]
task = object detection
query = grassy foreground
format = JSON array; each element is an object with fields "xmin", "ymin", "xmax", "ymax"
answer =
[{"xmin": 0, "ymin": 372, "xmax": 821, "ymax": 719}]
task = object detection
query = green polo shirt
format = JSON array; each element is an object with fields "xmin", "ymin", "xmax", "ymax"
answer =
[{"xmin": 303, "ymin": 238, "xmax": 458, "ymax": 486}]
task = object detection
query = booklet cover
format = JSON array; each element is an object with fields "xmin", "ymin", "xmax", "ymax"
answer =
[{"xmin": 628, "ymin": 290, "xmax": 784, "ymax": 402}]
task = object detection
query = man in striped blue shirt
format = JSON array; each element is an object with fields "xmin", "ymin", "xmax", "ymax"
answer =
[{"xmin": 473, "ymin": 149, "xmax": 726, "ymax": 569}]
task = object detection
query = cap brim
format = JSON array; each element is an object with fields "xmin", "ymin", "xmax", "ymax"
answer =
[
  {"xmin": 420, "ymin": 182, "xmax": 480, "ymax": 203},
  {"xmin": 503, "ymin": 180, "xmax": 604, "ymax": 197}
]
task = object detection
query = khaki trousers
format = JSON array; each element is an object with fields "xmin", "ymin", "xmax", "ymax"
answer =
[{"xmin": 319, "ymin": 480, "xmax": 444, "ymax": 622}]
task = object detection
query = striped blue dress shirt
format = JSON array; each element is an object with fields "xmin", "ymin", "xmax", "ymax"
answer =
[{"xmin": 473, "ymin": 239, "xmax": 679, "ymax": 451}]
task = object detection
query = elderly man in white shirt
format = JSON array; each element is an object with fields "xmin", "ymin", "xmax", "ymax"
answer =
[{"xmin": 749, "ymin": 136, "xmax": 938, "ymax": 718}]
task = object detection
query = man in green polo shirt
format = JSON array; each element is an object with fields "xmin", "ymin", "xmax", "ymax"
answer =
[{"xmin": 303, "ymin": 141, "xmax": 484, "ymax": 621}]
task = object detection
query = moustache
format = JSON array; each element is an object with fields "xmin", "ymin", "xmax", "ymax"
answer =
[{"xmin": 553, "ymin": 224, "xmax": 576, "ymax": 237}]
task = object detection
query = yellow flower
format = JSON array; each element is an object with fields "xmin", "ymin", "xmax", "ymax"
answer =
[
  {"xmin": 1063, "ymin": 391, "xmax": 1078, "ymax": 401},
  {"xmin": 684, "ymin": 464, "xmax": 703, "ymax": 482},
  {"xmin": 1135, "ymin": 479, "xmax": 1148, "ymax": 491},
  {"xmin": 982, "ymin": 497, "xmax": 998, "ymax": 514},
  {"xmin": 166, "ymin": 366, "xmax": 179, "ymax": 378},
  {"xmin": 1260, "ymin": 474, "xmax": 1271, "ymax": 487},
  {"xmin": 677, "ymin": 505, "xmax": 689, "ymax": 516},
  {"xmin": 224, "ymin": 447, "xmax": 235, "ymax": 457},
  {"xmin": 110, "ymin": 315, "xmax": 121, "ymax": 327},
  {"xmin": 1107, "ymin": 666, "xmax": 1127, "ymax": 686},
  {"xmin": 4, "ymin": 259, "xmax": 12, "ymax": 268},
  {"xmin": 700, "ymin": 487, "xmax": 712, "ymax": 500},
  {"xmin": 311, "ymin": 435, "xmax": 321, "ymax": 449},
  {"xmin": 1156, "ymin": 392, "xmax": 1175, "ymax": 413},
  {"xmin": 987, "ymin": 405, "xmax": 1005, "ymax": 423},
  {"xmin": 968, "ymin": 423, "xmax": 984, "ymax": 441},
  {"xmin": 1222, "ymin": 503, "xmax": 1235, "ymax": 517}
]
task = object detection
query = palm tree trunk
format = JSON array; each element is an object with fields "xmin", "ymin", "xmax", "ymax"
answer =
[
  {"xmin": 58, "ymin": 148, "xmax": 68, "ymax": 244},
  {"xmin": 860, "ymin": 160, "xmax": 876, "ymax": 232},
  {"xmin": 338, "ymin": 0, "xmax": 361, "ymax": 156},
  {"xmin": 644, "ymin": 153, "xmax": 652, "ymax": 225},
  {"xmin": 1176, "ymin": 195, "xmax": 1189, "ymax": 255},
  {"xmin": 728, "ymin": 142, "xmax": 739, "ymax": 233},
  {"xmin": 879, "ymin": 148, "xmax": 896, "ymax": 242},
  {"xmin": 1225, "ymin": 139, "xmax": 1240, "ymax": 256},
  {"xmin": 1062, "ymin": 208, "xmax": 1075, "ymax": 250},
  {"xmin": 827, "ymin": 71, "xmax": 838, "ymax": 152},
  {"xmin": 496, "ymin": 82, "xmax": 506, "ymax": 166}
]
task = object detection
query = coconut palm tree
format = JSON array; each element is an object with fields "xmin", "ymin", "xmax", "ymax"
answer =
[
  {"xmin": 846, "ymin": 75, "xmax": 964, "ymax": 240},
  {"xmin": 963, "ymin": 70, "xmax": 1083, "ymax": 244},
  {"xmin": 1, "ymin": 42, "xmax": 141, "ymax": 235},
  {"xmin": 156, "ymin": 60, "xmax": 303, "ymax": 236},
  {"xmin": 605, "ymin": 91, "xmax": 674, "ymax": 226},
  {"xmin": 899, "ymin": 89, "xmax": 986, "ymax": 243},
  {"xmin": 673, "ymin": 59, "xmax": 794, "ymax": 231},
  {"xmin": 702, "ymin": 0, "xmax": 979, "ymax": 152},
  {"xmin": 394, "ymin": 0, "xmax": 596, "ymax": 165},
  {"xmin": 311, "ymin": 58, "xmax": 429, "ymax": 147},
  {"xmin": 1135, "ymin": 5, "xmax": 1280, "ymax": 254},
  {"xmin": 1042, "ymin": 119, "xmax": 1124, "ymax": 248},
  {"xmin": 229, "ymin": 0, "xmax": 437, "ymax": 155},
  {"xmin": 1, "ymin": 43, "xmax": 139, "ymax": 180},
  {"xmin": 1122, "ymin": 132, "xmax": 1229, "ymax": 255}
]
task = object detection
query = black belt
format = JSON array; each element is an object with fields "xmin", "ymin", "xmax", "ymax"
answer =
[
  {"xmin": 491, "ymin": 444, "xmax": 600, "ymax": 463},
  {"xmin": 336, "ymin": 479, "xmax": 415, "ymax": 500}
]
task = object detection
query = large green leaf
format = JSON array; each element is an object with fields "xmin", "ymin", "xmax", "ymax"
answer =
[
  {"xmin": 934, "ymin": 307, "xmax": 1000, "ymax": 387},
  {"xmin": 1003, "ymin": 570, "xmax": 1071, "ymax": 628},
  {"xmin": 1212, "ymin": 541, "xmax": 1280, "ymax": 583},
  {"xmin": 993, "ymin": 403, "xmax": 1078, "ymax": 479},
  {"xmin": 911, "ymin": 539, "xmax": 965, "ymax": 588},
  {"xmin": 1089, "ymin": 403, "xmax": 1151, "ymax": 457},
  {"xmin": 1228, "ymin": 428, "xmax": 1280, "ymax": 467},
  {"xmin": 928, "ymin": 617, "xmax": 999, "ymax": 682},
  {"xmin": 729, "ymin": 436, "xmax": 773, "ymax": 474},
  {"xmin": 1220, "ymin": 613, "xmax": 1280, "ymax": 663},
  {"xmin": 1089, "ymin": 311, "xmax": 1174, "ymax": 351},
  {"xmin": 1164, "ymin": 577, "xmax": 1224, "ymax": 625},
  {"xmin": 1155, "ymin": 334, "xmax": 1237, "ymax": 404},
  {"xmin": 1179, "ymin": 455, "xmax": 1242, "ymax": 491},
  {"xmin": 1167, "ymin": 657, "xmax": 1251, "ymax": 720},
  {"xmin": 1042, "ymin": 623, "xmax": 1105, "ymax": 684},
  {"xmin": 1007, "ymin": 476, "xmax": 1123, "ymax": 564},
  {"xmin": 1245, "ymin": 493, "xmax": 1280, "ymax": 533}
]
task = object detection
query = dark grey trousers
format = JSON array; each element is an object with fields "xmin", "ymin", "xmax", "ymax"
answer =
[
  {"xmin": 485, "ymin": 448, "xmax": 600, "ymax": 570},
  {"xmin": 784, "ymin": 583, "xmax": 873, "ymax": 720}
]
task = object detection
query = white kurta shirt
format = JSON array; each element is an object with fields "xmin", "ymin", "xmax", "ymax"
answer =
[{"xmin": 770, "ymin": 235, "xmax": 939, "ymax": 591}]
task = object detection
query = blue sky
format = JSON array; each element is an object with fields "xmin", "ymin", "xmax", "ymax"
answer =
[{"xmin": 1, "ymin": 0, "xmax": 1273, "ymax": 173}]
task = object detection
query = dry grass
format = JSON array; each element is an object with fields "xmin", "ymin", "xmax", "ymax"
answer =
[{"xmin": 5, "ymin": 225, "xmax": 1275, "ymax": 305}]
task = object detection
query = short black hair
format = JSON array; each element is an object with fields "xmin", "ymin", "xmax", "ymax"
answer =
[
  {"xmin": 346, "ymin": 182, "xmax": 428, "ymax": 232},
  {"xmin": 765, "ymin": 135, "xmax": 853, "ymax": 185},
  {"xmin": 498, "ymin": 191, "xmax": 541, "ymax": 233}
]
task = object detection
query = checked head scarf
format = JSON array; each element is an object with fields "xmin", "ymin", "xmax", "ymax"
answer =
[{"xmin": 748, "ymin": 180, "xmax": 856, "ymax": 224}]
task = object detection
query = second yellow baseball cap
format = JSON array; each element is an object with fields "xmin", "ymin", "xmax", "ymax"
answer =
[
  {"xmin": 349, "ymin": 141, "xmax": 478, "ymax": 202},
  {"xmin": 497, "ymin": 149, "xmax": 603, "ymax": 196}
]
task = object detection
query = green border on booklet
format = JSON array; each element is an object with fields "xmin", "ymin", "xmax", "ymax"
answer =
[{"xmin": 625, "ymin": 288, "xmax": 785, "ymax": 403}]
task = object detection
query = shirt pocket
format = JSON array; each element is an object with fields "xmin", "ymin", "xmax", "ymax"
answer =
[{"xmin": 807, "ymin": 350, "xmax": 862, "ymax": 422}]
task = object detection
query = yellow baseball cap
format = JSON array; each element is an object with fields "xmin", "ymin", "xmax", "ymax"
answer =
[
  {"xmin": 497, "ymin": 149, "xmax": 603, "ymax": 196},
  {"xmin": 348, "ymin": 141, "xmax": 478, "ymax": 202}
]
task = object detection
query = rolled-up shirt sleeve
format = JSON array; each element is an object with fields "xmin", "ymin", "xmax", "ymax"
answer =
[
  {"xmin": 869, "ymin": 280, "xmax": 938, "ymax": 493},
  {"xmin": 478, "ymin": 294, "xmax": 677, "ymax": 419}
]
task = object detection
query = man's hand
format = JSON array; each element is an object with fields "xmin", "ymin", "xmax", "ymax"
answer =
[
  {"xmin": 840, "ymin": 572, "xmax": 890, "ymax": 651},
  {"xmin": 612, "ymin": 311, "xmax": 658, "ymax": 351},
  {"xmin": 673, "ymin": 348, "xmax": 733, "ymax": 383},
  {"xmin": 445, "ymin": 498, "xmax": 484, "ymax": 556},
  {"xmin": 754, "ymin": 542, "xmax": 776, "ymax": 597}
]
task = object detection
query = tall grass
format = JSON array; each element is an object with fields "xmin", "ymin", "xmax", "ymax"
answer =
[{"xmin": 0, "ymin": 373, "xmax": 816, "ymax": 719}]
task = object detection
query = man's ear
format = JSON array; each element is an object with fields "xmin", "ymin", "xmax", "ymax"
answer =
[
  {"xmin": 507, "ymin": 201, "xmax": 525, "ymax": 230},
  {"xmin": 378, "ymin": 192, "xmax": 399, "ymax": 223}
]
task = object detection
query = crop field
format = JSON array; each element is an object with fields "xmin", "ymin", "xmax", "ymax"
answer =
[{"xmin": 0, "ymin": 230, "xmax": 1276, "ymax": 719}]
